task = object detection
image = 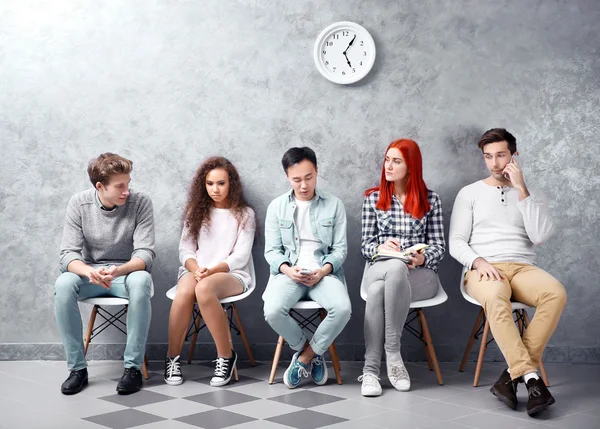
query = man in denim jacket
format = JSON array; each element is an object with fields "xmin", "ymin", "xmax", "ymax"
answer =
[{"xmin": 263, "ymin": 147, "xmax": 351, "ymax": 389}]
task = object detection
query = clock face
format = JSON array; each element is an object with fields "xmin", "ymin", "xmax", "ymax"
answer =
[{"xmin": 314, "ymin": 22, "xmax": 376, "ymax": 85}]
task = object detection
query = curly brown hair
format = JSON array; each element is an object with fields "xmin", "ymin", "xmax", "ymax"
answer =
[{"xmin": 183, "ymin": 157, "xmax": 253, "ymax": 240}]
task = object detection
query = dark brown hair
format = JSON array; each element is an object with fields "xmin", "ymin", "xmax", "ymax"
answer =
[
  {"xmin": 183, "ymin": 157, "xmax": 253, "ymax": 240},
  {"xmin": 87, "ymin": 153, "xmax": 133, "ymax": 186},
  {"xmin": 477, "ymin": 128, "xmax": 517, "ymax": 154}
]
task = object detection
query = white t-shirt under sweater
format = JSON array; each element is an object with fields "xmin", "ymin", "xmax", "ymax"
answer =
[
  {"xmin": 295, "ymin": 199, "xmax": 321, "ymax": 271},
  {"xmin": 449, "ymin": 180, "xmax": 555, "ymax": 269},
  {"xmin": 178, "ymin": 207, "xmax": 256, "ymax": 288}
]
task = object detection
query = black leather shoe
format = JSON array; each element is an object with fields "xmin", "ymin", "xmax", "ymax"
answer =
[
  {"xmin": 526, "ymin": 378, "xmax": 555, "ymax": 416},
  {"xmin": 116, "ymin": 367, "xmax": 143, "ymax": 395},
  {"xmin": 490, "ymin": 369, "xmax": 519, "ymax": 410},
  {"xmin": 61, "ymin": 368, "xmax": 88, "ymax": 395}
]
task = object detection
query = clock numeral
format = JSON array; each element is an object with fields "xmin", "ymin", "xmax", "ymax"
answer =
[
  {"xmin": 325, "ymin": 60, "xmax": 329, "ymax": 65},
  {"xmin": 360, "ymin": 61, "xmax": 363, "ymax": 66},
  {"xmin": 322, "ymin": 50, "xmax": 327, "ymax": 55},
  {"xmin": 360, "ymin": 40, "xmax": 364, "ymax": 46},
  {"xmin": 342, "ymin": 31, "xmax": 349, "ymax": 36},
  {"xmin": 333, "ymin": 67, "xmax": 336, "ymax": 72},
  {"xmin": 326, "ymin": 41, "xmax": 333, "ymax": 46},
  {"xmin": 342, "ymin": 71, "xmax": 346, "ymax": 75},
  {"xmin": 352, "ymin": 68, "xmax": 356, "ymax": 73},
  {"xmin": 334, "ymin": 34, "xmax": 339, "ymax": 39},
  {"xmin": 363, "ymin": 51, "xmax": 367, "ymax": 56}
]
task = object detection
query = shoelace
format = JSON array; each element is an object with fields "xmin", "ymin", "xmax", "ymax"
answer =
[
  {"xmin": 213, "ymin": 357, "xmax": 229, "ymax": 378},
  {"xmin": 358, "ymin": 373, "xmax": 380, "ymax": 387},
  {"xmin": 528, "ymin": 385, "xmax": 542, "ymax": 398},
  {"xmin": 123, "ymin": 367, "xmax": 138, "ymax": 379},
  {"xmin": 389, "ymin": 363, "xmax": 409, "ymax": 380},
  {"xmin": 311, "ymin": 356, "xmax": 323, "ymax": 367},
  {"xmin": 296, "ymin": 364, "xmax": 309, "ymax": 379},
  {"xmin": 166, "ymin": 357, "xmax": 181, "ymax": 378}
]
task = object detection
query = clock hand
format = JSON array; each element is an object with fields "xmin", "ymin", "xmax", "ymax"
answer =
[
  {"xmin": 344, "ymin": 52, "xmax": 352, "ymax": 68},
  {"xmin": 343, "ymin": 35, "xmax": 356, "ymax": 55}
]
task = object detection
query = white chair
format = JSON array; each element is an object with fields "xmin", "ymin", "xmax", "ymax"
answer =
[
  {"xmin": 360, "ymin": 263, "xmax": 448, "ymax": 385},
  {"xmin": 166, "ymin": 261, "xmax": 257, "ymax": 382},
  {"xmin": 80, "ymin": 291, "xmax": 152, "ymax": 380},
  {"xmin": 458, "ymin": 272, "xmax": 549, "ymax": 387},
  {"xmin": 267, "ymin": 275, "xmax": 344, "ymax": 385}
]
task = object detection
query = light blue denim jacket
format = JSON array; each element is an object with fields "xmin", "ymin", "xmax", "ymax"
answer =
[{"xmin": 264, "ymin": 188, "xmax": 347, "ymax": 276}]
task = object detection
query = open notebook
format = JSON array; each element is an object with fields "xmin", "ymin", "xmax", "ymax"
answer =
[{"xmin": 374, "ymin": 243, "xmax": 429, "ymax": 263}]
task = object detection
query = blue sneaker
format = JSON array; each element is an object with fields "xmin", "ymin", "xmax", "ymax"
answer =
[
  {"xmin": 310, "ymin": 354, "xmax": 328, "ymax": 385},
  {"xmin": 283, "ymin": 352, "xmax": 309, "ymax": 389}
]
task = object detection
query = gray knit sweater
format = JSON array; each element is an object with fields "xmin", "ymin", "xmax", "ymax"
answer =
[{"xmin": 59, "ymin": 189, "xmax": 156, "ymax": 272}]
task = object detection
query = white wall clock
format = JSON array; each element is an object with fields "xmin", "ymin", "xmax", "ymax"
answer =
[{"xmin": 313, "ymin": 21, "xmax": 376, "ymax": 85}]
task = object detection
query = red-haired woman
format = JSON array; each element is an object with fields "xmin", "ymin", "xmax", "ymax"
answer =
[
  {"xmin": 164, "ymin": 157, "xmax": 256, "ymax": 387},
  {"xmin": 358, "ymin": 139, "xmax": 445, "ymax": 397}
]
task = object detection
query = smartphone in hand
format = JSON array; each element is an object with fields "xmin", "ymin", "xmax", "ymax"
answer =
[{"xmin": 504, "ymin": 154, "xmax": 523, "ymax": 180}]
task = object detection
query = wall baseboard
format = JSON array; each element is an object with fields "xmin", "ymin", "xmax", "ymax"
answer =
[{"xmin": 1, "ymin": 343, "xmax": 598, "ymax": 363}]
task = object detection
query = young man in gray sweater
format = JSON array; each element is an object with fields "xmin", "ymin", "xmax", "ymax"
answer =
[
  {"xmin": 55, "ymin": 153, "xmax": 155, "ymax": 395},
  {"xmin": 449, "ymin": 129, "xmax": 566, "ymax": 416}
]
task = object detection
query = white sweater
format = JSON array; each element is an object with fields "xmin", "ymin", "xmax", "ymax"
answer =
[
  {"xmin": 178, "ymin": 207, "xmax": 256, "ymax": 288},
  {"xmin": 449, "ymin": 180, "xmax": 554, "ymax": 269}
]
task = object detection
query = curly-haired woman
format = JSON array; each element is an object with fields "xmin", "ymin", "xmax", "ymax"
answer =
[{"xmin": 164, "ymin": 157, "xmax": 256, "ymax": 387}]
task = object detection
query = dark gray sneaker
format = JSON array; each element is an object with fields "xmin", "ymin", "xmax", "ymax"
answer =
[
  {"xmin": 117, "ymin": 367, "xmax": 143, "ymax": 395},
  {"xmin": 61, "ymin": 368, "xmax": 88, "ymax": 395}
]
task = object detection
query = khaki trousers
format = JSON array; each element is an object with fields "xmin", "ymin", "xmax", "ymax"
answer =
[{"xmin": 465, "ymin": 262, "xmax": 566, "ymax": 379}]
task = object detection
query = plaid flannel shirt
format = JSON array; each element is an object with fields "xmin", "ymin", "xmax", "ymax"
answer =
[{"xmin": 361, "ymin": 189, "xmax": 445, "ymax": 271}]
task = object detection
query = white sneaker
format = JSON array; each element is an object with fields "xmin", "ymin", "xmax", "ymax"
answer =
[
  {"xmin": 387, "ymin": 360, "xmax": 410, "ymax": 391},
  {"xmin": 358, "ymin": 373, "xmax": 382, "ymax": 397},
  {"xmin": 164, "ymin": 355, "xmax": 183, "ymax": 386}
]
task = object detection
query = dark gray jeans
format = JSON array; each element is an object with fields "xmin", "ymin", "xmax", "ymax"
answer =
[{"xmin": 362, "ymin": 259, "xmax": 439, "ymax": 375}]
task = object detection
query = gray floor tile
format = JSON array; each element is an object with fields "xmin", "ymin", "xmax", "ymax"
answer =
[
  {"xmin": 543, "ymin": 413, "xmax": 600, "ymax": 429},
  {"xmin": 135, "ymin": 398, "xmax": 216, "ymax": 419},
  {"xmin": 407, "ymin": 382, "xmax": 469, "ymax": 400},
  {"xmin": 144, "ymin": 379, "xmax": 216, "ymax": 398},
  {"xmin": 123, "ymin": 421, "xmax": 198, "ymax": 429},
  {"xmin": 318, "ymin": 420, "xmax": 389, "ymax": 429},
  {"xmin": 227, "ymin": 421, "xmax": 296, "ymax": 429},
  {"xmin": 452, "ymin": 411, "xmax": 539, "ymax": 429},
  {"xmin": 438, "ymin": 391, "xmax": 507, "ymax": 411},
  {"xmin": 84, "ymin": 409, "xmax": 166, "ymax": 429},
  {"xmin": 298, "ymin": 382, "xmax": 363, "ymax": 399},
  {"xmin": 266, "ymin": 409, "xmax": 347, "ymax": 429},
  {"xmin": 193, "ymin": 374, "xmax": 263, "ymax": 389},
  {"xmin": 33, "ymin": 396, "xmax": 129, "ymax": 418},
  {"xmin": 311, "ymin": 398, "xmax": 391, "ymax": 419},
  {"xmin": 100, "ymin": 390, "xmax": 175, "ymax": 408},
  {"xmin": 356, "ymin": 410, "xmax": 442, "ymax": 429},
  {"xmin": 405, "ymin": 400, "xmax": 480, "ymax": 421},
  {"xmin": 268, "ymin": 390, "xmax": 345, "ymax": 408},
  {"xmin": 176, "ymin": 409, "xmax": 256, "ymax": 428},
  {"xmin": 223, "ymin": 398, "xmax": 304, "ymax": 419},
  {"xmin": 184, "ymin": 390, "xmax": 260, "ymax": 407},
  {"xmin": 350, "ymin": 390, "xmax": 432, "ymax": 410},
  {"xmin": 227, "ymin": 380, "xmax": 307, "ymax": 398}
]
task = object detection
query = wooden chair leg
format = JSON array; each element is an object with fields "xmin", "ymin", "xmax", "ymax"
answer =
[
  {"xmin": 269, "ymin": 336, "xmax": 285, "ymax": 384},
  {"xmin": 474, "ymin": 319, "xmax": 491, "ymax": 387},
  {"xmin": 459, "ymin": 309, "xmax": 484, "ymax": 372},
  {"xmin": 187, "ymin": 307, "xmax": 202, "ymax": 364},
  {"xmin": 417, "ymin": 309, "xmax": 444, "ymax": 386},
  {"xmin": 521, "ymin": 310, "xmax": 550, "ymax": 386},
  {"xmin": 142, "ymin": 354, "xmax": 149, "ymax": 380},
  {"xmin": 231, "ymin": 304, "xmax": 256, "ymax": 366},
  {"xmin": 83, "ymin": 305, "xmax": 99, "ymax": 356},
  {"xmin": 222, "ymin": 308, "xmax": 238, "ymax": 381},
  {"xmin": 328, "ymin": 342, "xmax": 343, "ymax": 385},
  {"xmin": 417, "ymin": 311, "xmax": 434, "ymax": 370}
]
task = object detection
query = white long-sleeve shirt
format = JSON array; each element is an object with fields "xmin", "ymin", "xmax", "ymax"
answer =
[
  {"xmin": 449, "ymin": 180, "xmax": 554, "ymax": 269},
  {"xmin": 178, "ymin": 207, "xmax": 256, "ymax": 288}
]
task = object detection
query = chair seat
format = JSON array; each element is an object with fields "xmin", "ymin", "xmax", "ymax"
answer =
[
  {"xmin": 461, "ymin": 289, "xmax": 530, "ymax": 310},
  {"xmin": 291, "ymin": 300, "xmax": 324, "ymax": 310},
  {"xmin": 360, "ymin": 281, "xmax": 448, "ymax": 309},
  {"xmin": 165, "ymin": 285, "xmax": 254, "ymax": 303},
  {"xmin": 78, "ymin": 297, "xmax": 130, "ymax": 306}
]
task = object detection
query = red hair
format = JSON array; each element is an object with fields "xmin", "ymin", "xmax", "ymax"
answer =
[{"xmin": 365, "ymin": 139, "xmax": 430, "ymax": 219}]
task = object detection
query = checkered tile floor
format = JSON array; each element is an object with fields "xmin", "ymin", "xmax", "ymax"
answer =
[{"xmin": 1, "ymin": 360, "xmax": 599, "ymax": 429}]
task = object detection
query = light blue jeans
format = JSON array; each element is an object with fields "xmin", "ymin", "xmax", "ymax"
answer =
[
  {"xmin": 54, "ymin": 270, "xmax": 152, "ymax": 371},
  {"xmin": 263, "ymin": 274, "xmax": 351, "ymax": 356}
]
